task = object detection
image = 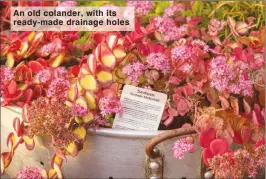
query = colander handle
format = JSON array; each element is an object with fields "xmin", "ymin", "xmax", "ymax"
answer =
[{"xmin": 145, "ymin": 126, "xmax": 197, "ymax": 159}]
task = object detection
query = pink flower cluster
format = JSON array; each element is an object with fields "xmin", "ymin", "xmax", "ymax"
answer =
[
  {"xmin": 171, "ymin": 45, "xmax": 193, "ymax": 61},
  {"xmin": 38, "ymin": 43, "xmax": 57, "ymax": 56},
  {"xmin": 210, "ymin": 56, "xmax": 253, "ymax": 96},
  {"xmin": 99, "ymin": 97, "xmax": 123, "ymax": 116},
  {"xmin": 36, "ymin": 69, "xmax": 52, "ymax": 83},
  {"xmin": 47, "ymin": 78, "xmax": 70, "ymax": 99},
  {"xmin": 122, "ymin": 62, "xmax": 146, "ymax": 83},
  {"xmin": 146, "ymin": 53, "xmax": 171, "ymax": 74},
  {"xmin": 58, "ymin": 1, "xmax": 77, "ymax": 7},
  {"xmin": 154, "ymin": 17, "xmax": 187, "ymax": 42},
  {"xmin": 172, "ymin": 138, "xmax": 195, "ymax": 159},
  {"xmin": 171, "ymin": 40, "xmax": 209, "ymax": 62},
  {"xmin": 16, "ymin": 167, "xmax": 43, "ymax": 179},
  {"xmin": 0, "ymin": 66, "xmax": 14, "ymax": 95},
  {"xmin": 126, "ymin": 1, "xmax": 153, "ymax": 15},
  {"xmin": 209, "ymin": 145, "xmax": 265, "ymax": 179},
  {"xmin": 163, "ymin": 4, "xmax": 186, "ymax": 17},
  {"xmin": 54, "ymin": 67, "xmax": 69, "ymax": 79},
  {"xmin": 71, "ymin": 103, "xmax": 89, "ymax": 117}
]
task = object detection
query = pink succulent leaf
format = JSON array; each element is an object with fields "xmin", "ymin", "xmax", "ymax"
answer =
[
  {"xmin": 24, "ymin": 89, "xmax": 33, "ymax": 103},
  {"xmin": 22, "ymin": 104, "xmax": 29, "ymax": 123},
  {"xmin": 216, "ymin": 129, "xmax": 233, "ymax": 147},
  {"xmin": 173, "ymin": 94, "xmax": 190, "ymax": 116},
  {"xmin": 163, "ymin": 116, "xmax": 174, "ymax": 126},
  {"xmin": 102, "ymin": 89, "xmax": 117, "ymax": 99},
  {"xmin": 219, "ymin": 96, "xmax": 230, "ymax": 110},
  {"xmin": 28, "ymin": 61, "xmax": 43, "ymax": 74},
  {"xmin": 199, "ymin": 128, "xmax": 216, "ymax": 148},
  {"xmin": 169, "ymin": 76, "xmax": 181, "ymax": 85},
  {"xmin": 163, "ymin": 107, "xmax": 178, "ymax": 126},
  {"xmin": 203, "ymin": 148, "xmax": 214, "ymax": 166},
  {"xmin": 251, "ymin": 111, "xmax": 259, "ymax": 127},
  {"xmin": 254, "ymin": 104, "xmax": 262, "ymax": 121},
  {"xmin": 233, "ymin": 131, "xmax": 243, "ymax": 144},
  {"xmin": 241, "ymin": 126, "xmax": 251, "ymax": 143},
  {"xmin": 243, "ymin": 99, "xmax": 251, "ymax": 115},
  {"xmin": 210, "ymin": 138, "xmax": 228, "ymax": 156},
  {"xmin": 230, "ymin": 97, "xmax": 239, "ymax": 115},
  {"xmin": 255, "ymin": 140, "xmax": 265, "ymax": 148},
  {"xmin": 7, "ymin": 80, "xmax": 17, "ymax": 95},
  {"xmin": 55, "ymin": 148, "xmax": 67, "ymax": 162}
]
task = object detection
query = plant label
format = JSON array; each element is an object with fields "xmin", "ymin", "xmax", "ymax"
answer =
[{"xmin": 113, "ymin": 85, "xmax": 167, "ymax": 130}]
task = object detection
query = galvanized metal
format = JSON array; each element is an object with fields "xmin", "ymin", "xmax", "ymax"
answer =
[{"xmin": 1, "ymin": 106, "xmax": 202, "ymax": 178}]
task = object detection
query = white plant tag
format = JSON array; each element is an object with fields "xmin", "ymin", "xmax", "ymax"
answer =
[{"xmin": 113, "ymin": 85, "xmax": 167, "ymax": 130}]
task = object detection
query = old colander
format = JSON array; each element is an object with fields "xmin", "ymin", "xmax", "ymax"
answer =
[{"xmin": 1, "ymin": 106, "xmax": 203, "ymax": 179}]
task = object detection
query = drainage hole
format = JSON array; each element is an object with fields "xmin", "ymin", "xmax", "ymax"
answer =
[
  {"xmin": 40, "ymin": 161, "xmax": 44, "ymax": 165},
  {"xmin": 109, "ymin": 177, "xmax": 114, "ymax": 179},
  {"xmin": 182, "ymin": 177, "xmax": 186, "ymax": 179}
]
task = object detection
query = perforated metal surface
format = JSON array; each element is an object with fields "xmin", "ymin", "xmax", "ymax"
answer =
[{"xmin": 1, "ymin": 107, "xmax": 201, "ymax": 178}]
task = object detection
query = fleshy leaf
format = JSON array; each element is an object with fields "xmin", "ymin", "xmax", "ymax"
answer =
[
  {"xmin": 84, "ymin": 91, "xmax": 96, "ymax": 110},
  {"xmin": 53, "ymin": 163, "xmax": 63, "ymax": 179},
  {"xmin": 13, "ymin": 117, "xmax": 22, "ymax": 137},
  {"xmin": 106, "ymin": 34, "xmax": 118, "ymax": 50},
  {"xmin": 6, "ymin": 132, "xmax": 15, "ymax": 153},
  {"xmin": 6, "ymin": 53, "xmax": 15, "ymax": 68},
  {"xmin": 75, "ymin": 96, "xmax": 88, "ymax": 108},
  {"xmin": 68, "ymin": 84, "xmax": 78, "ymax": 101},
  {"xmin": 33, "ymin": 85, "xmax": 42, "ymax": 97},
  {"xmin": 79, "ymin": 74, "xmax": 98, "ymax": 92},
  {"xmin": 48, "ymin": 169, "xmax": 57, "ymax": 179},
  {"xmin": 71, "ymin": 65, "xmax": 80, "ymax": 77},
  {"xmin": 18, "ymin": 83, "xmax": 28, "ymax": 90},
  {"xmin": 51, "ymin": 153, "xmax": 63, "ymax": 168},
  {"xmin": 202, "ymin": 148, "xmax": 213, "ymax": 166},
  {"xmin": 50, "ymin": 51, "xmax": 65, "ymax": 67},
  {"xmin": 8, "ymin": 80, "xmax": 17, "ymax": 95},
  {"xmin": 1, "ymin": 154, "xmax": 5, "ymax": 174},
  {"xmin": 22, "ymin": 104, "xmax": 29, "ymax": 123},
  {"xmin": 100, "ymin": 43, "xmax": 116, "ymax": 69},
  {"xmin": 24, "ymin": 32, "xmax": 44, "ymax": 58},
  {"xmin": 87, "ymin": 54, "xmax": 96, "ymax": 75},
  {"xmin": 41, "ymin": 169, "xmax": 48, "ymax": 178},
  {"xmin": 251, "ymin": 111, "xmax": 259, "ymax": 126},
  {"xmin": 83, "ymin": 112, "xmax": 94, "ymax": 123},
  {"xmin": 96, "ymin": 70, "xmax": 112, "ymax": 88},
  {"xmin": 24, "ymin": 88, "xmax": 33, "ymax": 103},
  {"xmin": 1, "ymin": 152, "xmax": 12, "ymax": 174},
  {"xmin": 19, "ymin": 38, "xmax": 29, "ymax": 57},
  {"xmin": 80, "ymin": 64, "xmax": 91, "ymax": 75},
  {"xmin": 23, "ymin": 136, "xmax": 35, "ymax": 150},
  {"xmin": 93, "ymin": 33, "xmax": 105, "ymax": 44},
  {"xmin": 199, "ymin": 128, "xmax": 216, "ymax": 148},
  {"xmin": 230, "ymin": 97, "xmax": 239, "ymax": 115},
  {"xmin": 55, "ymin": 149, "xmax": 66, "ymax": 162},
  {"xmin": 219, "ymin": 96, "xmax": 230, "ymax": 110},
  {"xmin": 210, "ymin": 139, "xmax": 228, "ymax": 156},
  {"xmin": 73, "ymin": 126, "xmax": 87, "ymax": 141},
  {"xmin": 112, "ymin": 45, "xmax": 126, "ymax": 62},
  {"xmin": 28, "ymin": 61, "xmax": 43, "ymax": 74},
  {"xmin": 66, "ymin": 142, "xmax": 78, "ymax": 157},
  {"xmin": 243, "ymin": 99, "xmax": 251, "ymax": 115},
  {"xmin": 241, "ymin": 125, "xmax": 250, "ymax": 143}
]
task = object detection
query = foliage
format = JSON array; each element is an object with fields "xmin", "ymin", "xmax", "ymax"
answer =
[{"xmin": 0, "ymin": 1, "xmax": 265, "ymax": 179}]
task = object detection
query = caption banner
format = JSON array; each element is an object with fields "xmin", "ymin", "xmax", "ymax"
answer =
[{"xmin": 11, "ymin": 7, "xmax": 135, "ymax": 31}]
